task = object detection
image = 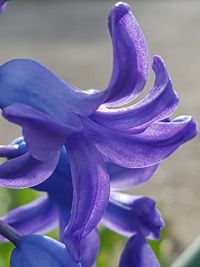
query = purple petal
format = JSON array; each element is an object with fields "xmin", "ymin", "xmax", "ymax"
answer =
[
  {"xmin": 0, "ymin": 196, "xmax": 58, "ymax": 241},
  {"xmin": 119, "ymin": 234, "xmax": 160, "ymax": 267},
  {"xmin": 0, "ymin": 145, "xmax": 20, "ymax": 158},
  {"xmin": 58, "ymin": 208, "xmax": 72, "ymax": 242},
  {"xmin": 0, "ymin": 1, "xmax": 7, "ymax": 14},
  {"xmin": 93, "ymin": 56, "xmax": 179, "ymax": 133},
  {"xmin": 0, "ymin": 152, "xmax": 59, "ymax": 188},
  {"xmin": 81, "ymin": 229, "xmax": 100, "ymax": 267},
  {"xmin": 102, "ymin": 192, "xmax": 164, "ymax": 240},
  {"xmin": 3, "ymin": 103, "xmax": 81, "ymax": 161},
  {"xmin": 84, "ymin": 116, "xmax": 197, "ymax": 168},
  {"xmin": 0, "ymin": 137, "xmax": 27, "ymax": 159},
  {"xmin": 0, "ymin": 59, "xmax": 104, "ymax": 118},
  {"xmin": 103, "ymin": 2, "xmax": 150, "ymax": 106},
  {"xmin": 108, "ymin": 162, "xmax": 158, "ymax": 190},
  {"xmin": 64, "ymin": 133, "xmax": 110, "ymax": 261}
]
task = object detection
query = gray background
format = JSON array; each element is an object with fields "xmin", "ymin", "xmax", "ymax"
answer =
[{"xmin": 0, "ymin": 0, "xmax": 199, "ymax": 258}]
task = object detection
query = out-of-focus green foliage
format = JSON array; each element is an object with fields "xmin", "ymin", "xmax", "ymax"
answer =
[{"xmin": 97, "ymin": 228, "xmax": 126, "ymax": 267}]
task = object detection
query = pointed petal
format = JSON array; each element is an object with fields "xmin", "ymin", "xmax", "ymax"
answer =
[
  {"xmin": 0, "ymin": 59, "xmax": 104, "ymax": 118},
  {"xmin": 104, "ymin": 2, "xmax": 150, "ymax": 106},
  {"xmin": 102, "ymin": 192, "xmax": 164, "ymax": 240},
  {"xmin": 64, "ymin": 134, "xmax": 110, "ymax": 261},
  {"xmin": 81, "ymin": 229, "xmax": 100, "ymax": 267},
  {"xmin": 0, "ymin": 152, "xmax": 59, "ymax": 188},
  {"xmin": 108, "ymin": 162, "xmax": 158, "ymax": 190},
  {"xmin": 93, "ymin": 56, "xmax": 179, "ymax": 133},
  {"xmin": 0, "ymin": 196, "xmax": 58, "ymax": 241},
  {"xmin": 0, "ymin": 137, "xmax": 27, "ymax": 159},
  {"xmin": 84, "ymin": 116, "xmax": 197, "ymax": 168},
  {"xmin": 119, "ymin": 234, "xmax": 160, "ymax": 267},
  {"xmin": 3, "ymin": 103, "xmax": 81, "ymax": 161}
]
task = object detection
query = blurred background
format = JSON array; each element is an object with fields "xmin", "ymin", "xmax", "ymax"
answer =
[{"xmin": 0, "ymin": 0, "xmax": 199, "ymax": 266}]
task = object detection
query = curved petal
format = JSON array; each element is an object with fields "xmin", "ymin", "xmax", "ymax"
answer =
[
  {"xmin": 0, "ymin": 137, "xmax": 27, "ymax": 159},
  {"xmin": 84, "ymin": 116, "xmax": 197, "ymax": 168},
  {"xmin": 34, "ymin": 146, "xmax": 73, "ymax": 198},
  {"xmin": 64, "ymin": 133, "xmax": 110, "ymax": 261},
  {"xmin": 119, "ymin": 234, "xmax": 160, "ymax": 267},
  {"xmin": 0, "ymin": 145, "xmax": 21, "ymax": 158},
  {"xmin": 81, "ymin": 229, "xmax": 100, "ymax": 267},
  {"xmin": 103, "ymin": 2, "xmax": 150, "ymax": 106},
  {"xmin": 0, "ymin": 152, "xmax": 59, "ymax": 188},
  {"xmin": 93, "ymin": 56, "xmax": 179, "ymax": 133},
  {"xmin": 0, "ymin": 196, "xmax": 58, "ymax": 241},
  {"xmin": 102, "ymin": 192, "xmax": 164, "ymax": 240},
  {"xmin": 108, "ymin": 162, "xmax": 158, "ymax": 190},
  {"xmin": 0, "ymin": 59, "xmax": 105, "ymax": 118},
  {"xmin": 3, "ymin": 103, "xmax": 80, "ymax": 161}
]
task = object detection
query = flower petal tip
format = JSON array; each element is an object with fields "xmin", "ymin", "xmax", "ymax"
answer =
[
  {"xmin": 152, "ymin": 55, "xmax": 165, "ymax": 69},
  {"xmin": 188, "ymin": 118, "xmax": 198, "ymax": 140},
  {"xmin": 179, "ymin": 116, "xmax": 198, "ymax": 141},
  {"xmin": 109, "ymin": 2, "xmax": 131, "ymax": 24}
]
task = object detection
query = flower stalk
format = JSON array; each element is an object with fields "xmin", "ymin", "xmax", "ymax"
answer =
[{"xmin": 0, "ymin": 220, "xmax": 22, "ymax": 246}]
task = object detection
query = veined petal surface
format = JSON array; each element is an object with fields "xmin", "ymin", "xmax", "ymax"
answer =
[
  {"xmin": 0, "ymin": 152, "xmax": 59, "ymax": 188},
  {"xmin": 84, "ymin": 116, "xmax": 197, "ymax": 168},
  {"xmin": 64, "ymin": 134, "xmax": 110, "ymax": 261},
  {"xmin": 104, "ymin": 2, "xmax": 150, "ymax": 106}
]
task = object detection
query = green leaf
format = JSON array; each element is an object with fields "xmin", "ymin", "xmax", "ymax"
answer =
[{"xmin": 171, "ymin": 236, "xmax": 200, "ymax": 267}]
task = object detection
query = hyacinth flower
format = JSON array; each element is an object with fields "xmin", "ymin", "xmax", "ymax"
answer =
[
  {"xmin": 0, "ymin": 137, "xmax": 163, "ymax": 267},
  {"xmin": 0, "ymin": 220, "xmax": 81, "ymax": 267},
  {"xmin": 0, "ymin": 1, "xmax": 197, "ymax": 261}
]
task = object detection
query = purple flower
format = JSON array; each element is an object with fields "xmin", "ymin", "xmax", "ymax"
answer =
[
  {"xmin": 0, "ymin": 220, "xmax": 80, "ymax": 267},
  {"xmin": 0, "ymin": 138, "xmax": 163, "ymax": 267},
  {"xmin": 11, "ymin": 235, "xmax": 81, "ymax": 267},
  {"xmin": 0, "ymin": 1, "xmax": 197, "ymax": 262}
]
